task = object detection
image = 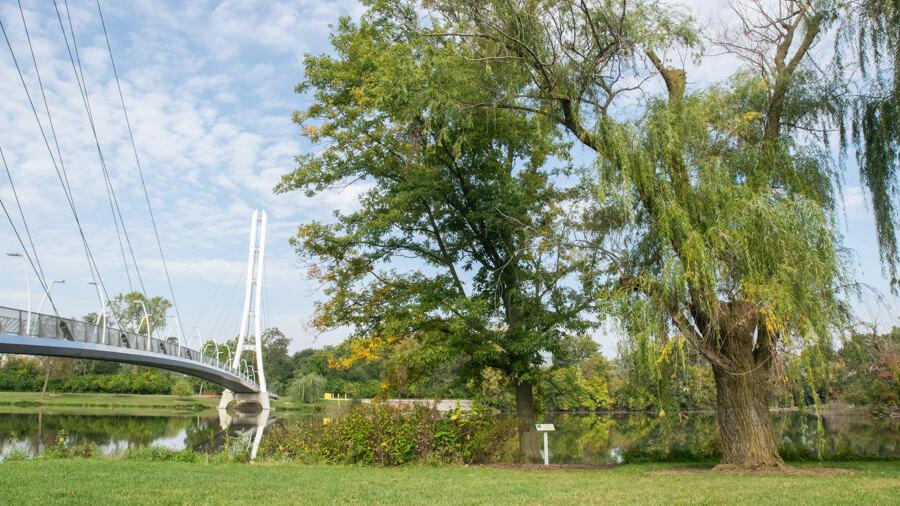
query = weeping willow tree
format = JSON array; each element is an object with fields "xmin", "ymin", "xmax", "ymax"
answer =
[
  {"xmin": 408, "ymin": 0, "xmax": 899, "ymax": 468},
  {"xmin": 840, "ymin": 0, "xmax": 900, "ymax": 288}
]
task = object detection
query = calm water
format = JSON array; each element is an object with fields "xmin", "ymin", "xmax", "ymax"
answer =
[{"xmin": 0, "ymin": 408, "xmax": 896, "ymax": 463}]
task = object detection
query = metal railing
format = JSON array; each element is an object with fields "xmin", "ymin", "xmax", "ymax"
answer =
[{"xmin": 0, "ymin": 305, "xmax": 256, "ymax": 389}]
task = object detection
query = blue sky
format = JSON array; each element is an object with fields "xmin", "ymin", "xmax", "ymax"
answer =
[{"xmin": 0, "ymin": 0, "xmax": 897, "ymax": 356}]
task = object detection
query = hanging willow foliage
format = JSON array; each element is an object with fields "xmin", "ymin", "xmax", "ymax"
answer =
[{"xmin": 841, "ymin": 0, "xmax": 900, "ymax": 288}]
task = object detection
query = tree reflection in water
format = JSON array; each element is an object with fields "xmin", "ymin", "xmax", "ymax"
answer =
[{"xmin": 0, "ymin": 409, "xmax": 896, "ymax": 462}]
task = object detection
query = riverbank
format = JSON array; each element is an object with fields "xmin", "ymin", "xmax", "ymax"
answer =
[
  {"xmin": 0, "ymin": 459, "xmax": 896, "ymax": 504},
  {"xmin": 0, "ymin": 391, "xmax": 326, "ymax": 413}
]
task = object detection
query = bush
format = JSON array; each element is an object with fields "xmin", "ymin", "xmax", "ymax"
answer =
[
  {"xmin": 3, "ymin": 449, "xmax": 28, "ymax": 462},
  {"xmin": 40, "ymin": 431, "xmax": 100, "ymax": 459},
  {"xmin": 260, "ymin": 403, "xmax": 512, "ymax": 465},
  {"xmin": 287, "ymin": 374, "xmax": 327, "ymax": 404},
  {"xmin": 122, "ymin": 446, "xmax": 203, "ymax": 463},
  {"xmin": 171, "ymin": 378, "xmax": 194, "ymax": 397}
]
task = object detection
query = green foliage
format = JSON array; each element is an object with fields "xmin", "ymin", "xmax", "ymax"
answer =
[
  {"xmin": 541, "ymin": 338, "xmax": 614, "ymax": 412},
  {"xmin": 287, "ymin": 373, "xmax": 327, "ymax": 404},
  {"xmin": 2, "ymin": 449, "xmax": 28, "ymax": 462},
  {"xmin": 261, "ymin": 328, "xmax": 294, "ymax": 393},
  {"xmin": 831, "ymin": 327, "xmax": 900, "ymax": 416},
  {"xmin": 839, "ymin": 0, "xmax": 900, "ymax": 288},
  {"xmin": 170, "ymin": 378, "xmax": 194, "ymax": 397},
  {"xmin": 40, "ymin": 430, "xmax": 100, "ymax": 460},
  {"xmin": 105, "ymin": 292, "xmax": 172, "ymax": 335},
  {"xmin": 261, "ymin": 404, "xmax": 512, "ymax": 465},
  {"xmin": 277, "ymin": 4, "xmax": 595, "ymax": 430},
  {"xmin": 0, "ymin": 358, "xmax": 43, "ymax": 391},
  {"xmin": 121, "ymin": 446, "xmax": 203, "ymax": 463}
]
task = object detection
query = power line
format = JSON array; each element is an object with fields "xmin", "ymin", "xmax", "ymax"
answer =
[{"xmin": 95, "ymin": 0, "xmax": 186, "ymax": 345}]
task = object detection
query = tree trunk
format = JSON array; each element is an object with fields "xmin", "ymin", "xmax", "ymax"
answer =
[
  {"xmin": 709, "ymin": 303, "xmax": 782, "ymax": 468},
  {"xmin": 515, "ymin": 380, "xmax": 541, "ymax": 463},
  {"xmin": 712, "ymin": 365, "xmax": 781, "ymax": 467},
  {"xmin": 40, "ymin": 358, "xmax": 51, "ymax": 401}
]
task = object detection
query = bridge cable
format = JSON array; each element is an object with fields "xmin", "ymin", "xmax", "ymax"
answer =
[
  {"xmin": 192, "ymin": 237, "xmax": 248, "ymax": 343},
  {"xmin": 0, "ymin": 145, "xmax": 47, "ymax": 290},
  {"xmin": 0, "ymin": 146, "xmax": 60, "ymax": 317},
  {"xmin": 0, "ymin": 15, "xmax": 112, "ymax": 311},
  {"xmin": 94, "ymin": 0, "xmax": 186, "ymax": 345},
  {"xmin": 49, "ymin": 0, "xmax": 147, "ymax": 300},
  {"xmin": 212, "ymin": 264, "xmax": 246, "ymax": 345}
]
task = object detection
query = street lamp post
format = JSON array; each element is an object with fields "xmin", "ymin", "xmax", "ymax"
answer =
[
  {"xmin": 137, "ymin": 300, "xmax": 151, "ymax": 350},
  {"xmin": 6, "ymin": 253, "xmax": 30, "ymax": 334},
  {"xmin": 34, "ymin": 280, "xmax": 65, "ymax": 335},
  {"xmin": 88, "ymin": 281, "xmax": 106, "ymax": 344},
  {"xmin": 36, "ymin": 280, "xmax": 65, "ymax": 314}
]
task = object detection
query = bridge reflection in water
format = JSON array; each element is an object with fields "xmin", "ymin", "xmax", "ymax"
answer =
[{"xmin": 218, "ymin": 409, "xmax": 273, "ymax": 460}]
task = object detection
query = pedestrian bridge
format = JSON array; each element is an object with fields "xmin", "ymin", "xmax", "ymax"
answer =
[{"xmin": 0, "ymin": 305, "xmax": 262, "ymax": 395}]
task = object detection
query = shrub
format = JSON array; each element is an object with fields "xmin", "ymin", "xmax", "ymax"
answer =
[
  {"xmin": 3, "ymin": 449, "xmax": 28, "ymax": 462},
  {"xmin": 287, "ymin": 374, "xmax": 326, "ymax": 404},
  {"xmin": 260, "ymin": 403, "xmax": 512, "ymax": 465},
  {"xmin": 122, "ymin": 446, "xmax": 203, "ymax": 463},
  {"xmin": 171, "ymin": 378, "xmax": 194, "ymax": 397}
]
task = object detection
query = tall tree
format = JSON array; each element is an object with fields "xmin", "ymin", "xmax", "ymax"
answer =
[
  {"xmin": 415, "ymin": 0, "xmax": 898, "ymax": 468},
  {"xmin": 87, "ymin": 292, "xmax": 171, "ymax": 335},
  {"xmin": 278, "ymin": 8, "xmax": 596, "ymax": 460}
]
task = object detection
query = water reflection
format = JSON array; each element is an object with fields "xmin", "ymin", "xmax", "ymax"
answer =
[
  {"xmin": 0, "ymin": 408, "xmax": 896, "ymax": 463},
  {"xmin": 0, "ymin": 409, "xmax": 273, "ymax": 460},
  {"xmin": 544, "ymin": 411, "xmax": 899, "ymax": 463}
]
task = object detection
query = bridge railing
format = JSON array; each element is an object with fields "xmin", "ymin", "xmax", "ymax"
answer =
[{"xmin": 0, "ymin": 306, "xmax": 256, "ymax": 388}]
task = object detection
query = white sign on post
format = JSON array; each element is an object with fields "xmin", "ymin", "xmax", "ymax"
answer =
[{"xmin": 535, "ymin": 423, "xmax": 555, "ymax": 465}]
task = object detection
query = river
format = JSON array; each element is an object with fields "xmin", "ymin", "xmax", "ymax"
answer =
[{"xmin": 0, "ymin": 407, "xmax": 896, "ymax": 463}]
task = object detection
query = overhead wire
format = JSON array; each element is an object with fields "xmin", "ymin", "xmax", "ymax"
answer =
[{"xmin": 94, "ymin": 0, "xmax": 186, "ymax": 345}]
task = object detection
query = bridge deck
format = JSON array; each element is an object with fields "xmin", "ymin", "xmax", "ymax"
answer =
[{"xmin": 0, "ymin": 306, "xmax": 260, "ymax": 394}]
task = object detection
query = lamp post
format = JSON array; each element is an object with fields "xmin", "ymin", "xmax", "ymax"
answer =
[
  {"xmin": 36, "ymin": 280, "xmax": 65, "ymax": 314},
  {"xmin": 6, "ymin": 253, "xmax": 30, "ymax": 334},
  {"xmin": 88, "ymin": 281, "xmax": 106, "ymax": 344},
  {"xmin": 137, "ymin": 300, "xmax": 151, "ymax": 350},
  {"xmin": 33, "ymin": 280, "xmax": 65, "ymax": 335}
]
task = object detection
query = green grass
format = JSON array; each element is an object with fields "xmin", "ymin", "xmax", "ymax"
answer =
[
  {"xmin": 0, "ymin": 391, "xmax": 218, "ymax": 410},
  {"xmin": 0, "ymin": 460, "xmax": 896, "ymax": 505},
  {"xmin": 0, "ymin": 391, "xmax": 328, "ymax": 416}
]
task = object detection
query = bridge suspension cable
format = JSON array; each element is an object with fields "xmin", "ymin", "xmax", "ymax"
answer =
[
  {"xmin": 49, "ymin": 0, "xmax": 148, "ymax": 301},
  {"xmin": 96, "ymin": 0, "xmax": 186, "ymax": 345},
  {"xmin": 0, "ymin": 14, "xmax": 111, "ymax": 310},
  {"xmin": 0, "ymin": 147, "xmax": 60, "ymax": 317}
]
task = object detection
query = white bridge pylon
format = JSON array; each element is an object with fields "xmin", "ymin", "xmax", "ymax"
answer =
[{"xmin": 219, "ymin": 209, "xmax": 270, "ymax": 410}]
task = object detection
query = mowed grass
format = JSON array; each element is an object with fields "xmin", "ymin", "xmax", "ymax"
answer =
[
  {"xmin": 0, "ymin": 391, "xmax": 217, "ymax": 410},
  {"xmin": 0, "ymin": 391, "xmax": 323, "ymax": 413},
  {"xmin": 0, "ymin": 460, "xmax": 896, "ymax": 505}
]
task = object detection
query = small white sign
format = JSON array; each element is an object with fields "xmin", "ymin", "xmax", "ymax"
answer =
[{"xmin": 535, "ymin": 423, "xmax": 555, "ymax": 432}]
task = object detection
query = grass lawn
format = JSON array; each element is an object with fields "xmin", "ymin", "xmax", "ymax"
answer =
[
  {"xmin": 0, "ymin": 391, "xmax": 218, "ymax": 411},
  {"xmin": 0, "ymin": 459, "xmax": 896, "ymax": 505}
]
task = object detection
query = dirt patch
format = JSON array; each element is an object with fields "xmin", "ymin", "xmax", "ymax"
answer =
[
  {"xmin": 482, "ymin": 463, "xmax": 621, "ymax": 471},
  {"xmin": 652, "ymin": 465, "xmax": 856, "ymax": 476}
]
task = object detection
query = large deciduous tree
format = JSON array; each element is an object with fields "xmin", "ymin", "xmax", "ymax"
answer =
[
  {"xmin": 277, "ymin": 8, "xmax": 596, "ymax": 460},
  {"xmin": 413, "ymin": 0, "xmax": 898, "ymax": 468}
]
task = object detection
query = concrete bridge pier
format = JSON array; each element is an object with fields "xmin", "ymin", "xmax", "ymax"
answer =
[{"xmin": 219, "ymin": 389, "xmax": 270, "ymax": 411}]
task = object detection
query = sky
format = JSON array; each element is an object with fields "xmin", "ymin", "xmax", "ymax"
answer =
[{"xmin": 0, "ymin": 0, "xmax": 896, "ymax": 357}]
